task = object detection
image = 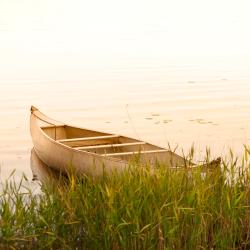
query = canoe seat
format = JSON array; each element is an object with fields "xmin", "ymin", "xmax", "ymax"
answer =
[
  {"xmin": 41, "ymin": 125, "xmax": 65, "ymax": 129},
  {"xmin": 57, "ymin": 135, "xmax": 119, "ymax": 143},
  {"xmin": 102, "ymin": 149, "xmax": 169, "ymax": 157},
  {"xmin": 75, "ymin": 142, "xmax": 146, "ymax": 150},
  {"xmin": 57, "ymin": 135, "xmax": 120, "ymax": 147}
]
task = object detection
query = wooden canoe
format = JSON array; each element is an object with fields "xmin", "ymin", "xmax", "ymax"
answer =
[{"xmin": 30, "ymin": 106, "xmax": 194, "ymax": 177}]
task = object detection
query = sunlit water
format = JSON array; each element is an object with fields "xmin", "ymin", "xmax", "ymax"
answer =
[{"xmin": 1, "ymin": 57, "xmax": 250, "ymax": 181}]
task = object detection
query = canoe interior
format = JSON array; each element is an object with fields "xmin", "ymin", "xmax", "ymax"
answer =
[{"xmin": 41, "ymin": 125, "xmax": 179, "ymax": 164}]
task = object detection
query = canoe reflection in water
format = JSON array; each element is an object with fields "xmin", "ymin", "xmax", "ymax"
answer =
[{"xmin": 30, "ymin": 148, "xmax": 62, "ymax": 183}]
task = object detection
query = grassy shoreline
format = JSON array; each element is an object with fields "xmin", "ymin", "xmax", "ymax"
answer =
[{"xmin": 0, "ymin": 158, "xmax": 249, "ymax": 249}]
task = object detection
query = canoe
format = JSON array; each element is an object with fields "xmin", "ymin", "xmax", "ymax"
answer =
[{"xmin": 30, "ymin": 106, "xmax": 196, "ymax": 177}]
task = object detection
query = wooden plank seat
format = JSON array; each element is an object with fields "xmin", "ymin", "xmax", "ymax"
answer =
[
  {"xmin": 75, "ymin": 141, "xmax": 146, "ymax": 150},
  {"xmin": 57, "ymin": 135, "xmax": 120, "ymax": 147},
  {"xmin": 102, "ymin": 149, "xmax": 169, "ymax": 157},
  {"xmin": 41, "ymin": 125, "xmax": 65, "ymax": 129},
  {"xmin": 57, "ymin": 135, "xmax": 119, "ymax": 143}
]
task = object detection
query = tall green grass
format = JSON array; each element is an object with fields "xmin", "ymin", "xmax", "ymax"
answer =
[{"xmin": 0, "ymin": 157, "xmax": 249, "ymax": 249}]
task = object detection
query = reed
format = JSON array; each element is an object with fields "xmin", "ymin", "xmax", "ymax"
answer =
[{"xmin": 0, "ymin": 154, "xmax": 249, "ymax": 249}]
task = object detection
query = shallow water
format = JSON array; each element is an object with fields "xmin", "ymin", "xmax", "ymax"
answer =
[{"xmin": 1, "ymin": 57, "xmax": 250, "ymax": 180}]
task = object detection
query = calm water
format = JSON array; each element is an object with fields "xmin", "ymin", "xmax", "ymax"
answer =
[{"xmin": 1, "ymin": 57, "xmax": 250, "ymax": 181}]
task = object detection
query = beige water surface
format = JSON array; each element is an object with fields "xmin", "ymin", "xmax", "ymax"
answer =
[{"xmin": 1, "ymin": 57, "xmax": 250, "ymax": 180}]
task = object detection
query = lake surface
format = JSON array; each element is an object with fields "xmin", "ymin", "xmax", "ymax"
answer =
[{"xmin": 1, "ymin": 56, "xmax": 250, "ymax": 181}]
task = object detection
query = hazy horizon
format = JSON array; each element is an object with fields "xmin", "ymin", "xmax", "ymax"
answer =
[{"xmin": 1, "ymin": 0, "xmax": 250, "ymax": 82}]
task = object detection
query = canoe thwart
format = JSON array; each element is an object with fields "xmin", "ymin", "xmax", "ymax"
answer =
[
  {"xmin": 75, "ymin": 141, "xmax": 146, "ymax": 150},
  {"xmin": 57, "ymin": 135, "xmax": 119, "ymax": 143},
  {"xmin": 102, "ymin": 149, "xmax": 169, "ymax": 157},
  {"xmin": 41, "ymin": 125, "xmax": 65, "ymax": 129}
]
